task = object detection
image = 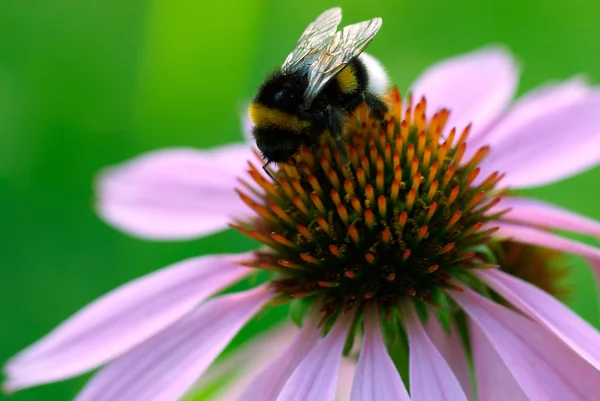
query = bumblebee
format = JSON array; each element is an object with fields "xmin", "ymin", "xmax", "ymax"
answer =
[{"xmin": 249, "ymin": 8, "xmax": 389, "ymax": 171}]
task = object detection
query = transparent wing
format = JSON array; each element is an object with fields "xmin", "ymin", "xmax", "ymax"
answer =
[
  {"xmin": 281, "ymin": 7, "xmax": 342, "ymax": 74},
  {"xmin": 304, "ymin": 18, "xmax": 382, "ymax": 105}
]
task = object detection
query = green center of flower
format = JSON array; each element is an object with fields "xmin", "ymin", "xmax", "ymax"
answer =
[{"xmin": 235, "ymin": 88, "xmax": 504, "ymax": 316}]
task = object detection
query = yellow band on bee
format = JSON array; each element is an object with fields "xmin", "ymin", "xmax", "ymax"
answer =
[
  {"xmin": 249, "ymin": 103, "xmax": 311, "ymax": 132},
  {"xmin": 336, "ymin": 66, "xmax": 358, "ymax": 94}
]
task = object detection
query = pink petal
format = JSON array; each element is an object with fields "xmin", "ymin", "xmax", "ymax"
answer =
[
  {"xmin": 205, "ymin": 325, "xmax": 354, "ymax": 401},
  {"xmin": 424, "ymin": 316, "xmax": 474, "ymax": 400},
  {"xmin": 76, "ymin": 285, "xmax": 274, "ymax": 401},
  {"xmin": 351, "ymin": 303, "xmax": 410, "ymax": 401},
  {"xmin": 473, "ymin": 77, "xmax": 589, "ymax": 149},
  {"xmin": 4, "ymin": 253, "xmax": 253, "ymax": 391},
  {"xmin": 469, "ymin": 320, "xmax": 528, "ymax": 401},
  {"xmin": 496, "ymin": 196, "xmax": 600, "ymax": 237},
  {"xmin": 97, "ymin": 145, "xmax": 257, "ymax": 240},
  {"xmin": 337, "ymin": 357, "xmax": 359, "ymax": 401},
  {"xmin": 410, "ymin": 46, "xmax": 518, "ymax": 138},
  {"xmin": 275, "ymin": 311, "xmax": 355, "ymax": 401},
  {"xmin": 494, "ymin": 223, "xmax": 600, "ymax": 269},
  {"xmin": 191, "ymin": 324, "xmax": 298, "ymax": 401},
  {"xmin": 476, "ymin": 268, "xmax": 600, "ymax": 371},
  {"xmin": 480, "ymin": 93, "xmax": 600, "ymax": 189},
  {"xmin": 403, "ymin": 305, "xmax": 468, "ymax": 401},
  {"xmin": 237, "ymin": 307, "xmax": 323, "ymax": 401},
  {"xmin": 450, "ymin": 284, "xmax": 600, "ymax": 400},
  {"xmin": 494, "ymin": 223, "xmax": 600, "ymax": 283}
]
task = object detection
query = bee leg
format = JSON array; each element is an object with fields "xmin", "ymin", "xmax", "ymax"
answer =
[
  {"xmin": 284, "ymin": 161, "xmax": 308, "ymax": 179},
  {"xmin": 364, "ymin": 92, "xmax": 388, "ymax": 122},
  {"xmin": 262, "ymin": 162, "xmax": 278, "ymax": 182},
  {"xmin": 262, "ymin": 161, "xmax": 307, "ymax": 183},
  {"xmin": 327, "ymin": 105, "xmax": 349, "ymax": 164}
]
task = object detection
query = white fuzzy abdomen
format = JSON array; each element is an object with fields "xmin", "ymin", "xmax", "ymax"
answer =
[{"xmin": 359, "ymin": 53, "xmax": 390, "ymax": 97}]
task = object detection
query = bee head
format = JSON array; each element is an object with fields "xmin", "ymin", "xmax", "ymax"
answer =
[
  {"xmin": 252, "ymin": 124, "xmax": 302, "ymax": 164},
  {"xmin": 254, "ymin": 71, "xmax": 307, "ymax": 114}
]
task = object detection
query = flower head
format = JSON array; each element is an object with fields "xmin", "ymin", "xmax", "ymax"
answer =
[
  {"xmin": 6, "ymin": 46, "xmax": 600, "ymax": 401},
  {"xmin": 236, "ymin": 90, "xmax": 500, "ymax": 318}
]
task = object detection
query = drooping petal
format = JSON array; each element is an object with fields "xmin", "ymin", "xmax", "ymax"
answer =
[
  {"xmin": 496, "ymin": 197, "xmax": 600, "ymax": 237},
  {"xmin": 423, "ymin": 316, "xmax": 474, "ymax": 400},
  {"xmin": 450, "ymin": 285, "xmax": 600, "ymax": 400},
  {"xmin": 403, "ymin": 305, "xmax": 468, "ymax": 401},
  {"xmin": 480, "ymin": 93, "xmax": 600, "ymax": 189},
  {"xmin": 472, "ymin": 77, "xmax": 589, "ymax": 149},
  {"xmin": 97, "ymin": 145, "xmax": 257, "ymax": 240},
  {"xmin": 4, "ymin": 253, "xmax": 253, "ymax": 392},
  {"xmin": 351, "ymin": 303, "xmax": 410, "ymax": 401},
  {"xmin": 76, "ymin": 285, "xmax": 274, "ymax": 401},
  {"xmin": 475, "ymin": 268, "xmax": 600, "ymax": 371},
  {"xmin": 194, "ymin": 324, "xmax": 351, "ymax": 401},
  {"xmin": 275, "ymin": 311, "xmax": 355, "ymax": 401},
  {"xmin": 469, "ymin": 320, "xmax": 528, "ymax": 401},
  {"xmin": 337, "ymin": 356, "xmax": 359, "ymax": 401},
  {"xmin": 494, "ymin": 223, "xmax": 600, "ymax": 278},
  {"xmin": 191, "ymin": 324, "xmax": 298, "ymax": 401},
  {"xmin": 237, "ymin": 307, "xmax": 322, "ymax": 401},
  {"xmin": 410, "ymin": 46, "xmax": 518, "ymax": 138}
]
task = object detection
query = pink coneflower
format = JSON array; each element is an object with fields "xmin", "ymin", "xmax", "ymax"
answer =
[{"xmin": 6, "ymin": 46, "xmax": 600, "ymax": 400}]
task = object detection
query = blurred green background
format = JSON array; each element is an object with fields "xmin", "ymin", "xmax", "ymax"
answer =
[{"xmin": 2, "ymin": 0, "xmax": 600, "ymax": 399}]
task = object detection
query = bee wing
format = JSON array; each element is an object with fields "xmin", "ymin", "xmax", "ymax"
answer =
[
  {"xmin": 281, "ymin": 7, "xmax": 342, "ymax": 74},
  {"xmin": 304, "ymin": 17, "xmax": 382, "ymax": 105}
]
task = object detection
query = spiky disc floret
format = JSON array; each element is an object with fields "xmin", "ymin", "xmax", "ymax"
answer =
[{"xmin": 234, "ymin": 88, "xmax": 504, "ymax": 315}]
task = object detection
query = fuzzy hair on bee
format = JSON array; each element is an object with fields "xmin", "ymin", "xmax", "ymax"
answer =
[{"xmin": 249, "ymin": 8, "xmax": 390, "ymax": 173}]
